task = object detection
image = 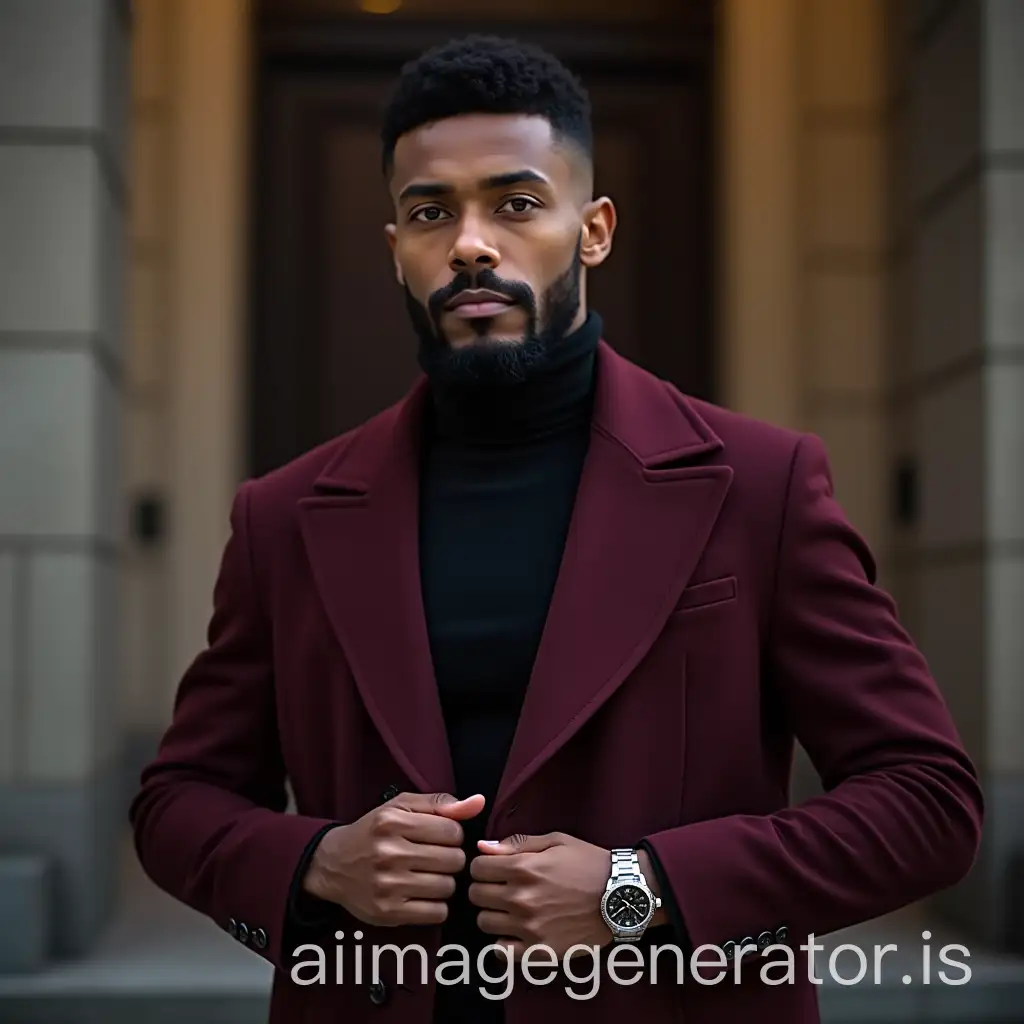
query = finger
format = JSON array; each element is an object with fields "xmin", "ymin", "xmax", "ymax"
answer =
[
  {"xmin": 470, "ymin": 853, "xmax": 519, "ymax": 882},
  {"xmin": 433, "ymin": 793, "xmax": 486, "ymax": 821},
  {"xmin": 393, "ymin": 899, "xmax": 449, "ymax": 926},
  {"xmin": 478, "ymin": 832, "xmax": 559, "ymax": 854},
  {"xmin": 393, "ymin": 811, "xmax": 464, "ymax": 847},
  {"xmin": 467, "ymin": 881, "xmax": 513, "ymax": 911},
  {"xmin": 476, "ymin": 909, "xmax": 522, "ymax": 938},
  {"xmin": 399, "ymin": 871, "xmax": 457, "ymax": 901},
  {"xmin": 392, "ymin": 792, "xmax": 484, "ymax": 821},
  {"xmin": 400, "ymin": 842, "xmax": 466, "ymax": 875}
]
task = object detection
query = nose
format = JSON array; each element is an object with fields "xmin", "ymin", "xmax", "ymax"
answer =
[{"xmin": 448, "ymin": 213, "xmax": 500, "ymax": 274}]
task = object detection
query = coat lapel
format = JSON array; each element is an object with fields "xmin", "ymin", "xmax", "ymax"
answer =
[
  {"xmin": 296, "ymin": 378, "xmax": 456, "ymax": 796},
  {"xmin": 295, "ymin": 341, "xmax": 732, "ymax": 816},
  {"xmin": 487, "ymin": 342, "xmax": 733, "ymax": 826}
]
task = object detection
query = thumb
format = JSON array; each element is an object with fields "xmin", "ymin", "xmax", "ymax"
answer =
[
  {"xmin": 431, "ymin": 792, "xmax": 486, "ymax": 820},
  {"xmin": 478, "ymin": 832, "xmax": 560, "ymax": 854}
]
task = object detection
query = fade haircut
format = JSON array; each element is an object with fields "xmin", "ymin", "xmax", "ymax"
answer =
[{"xmin": 380, "ymin": 34, "xmax": 593, "ymax": 177}]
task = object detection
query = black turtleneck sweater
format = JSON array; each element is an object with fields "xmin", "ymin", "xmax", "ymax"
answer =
[{"xmin": 421, "ymin": 314, "xmax": 600, "ymax": 1023}]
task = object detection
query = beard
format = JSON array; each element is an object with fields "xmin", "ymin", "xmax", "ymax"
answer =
[{"xmin": 403, "ymin": 238, "xmax": 582, "ymax": 387}]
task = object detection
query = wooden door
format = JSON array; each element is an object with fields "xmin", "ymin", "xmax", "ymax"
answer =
[{"xmin": 250, "ymin": 15, "xmax": 715, "ymax": 475}]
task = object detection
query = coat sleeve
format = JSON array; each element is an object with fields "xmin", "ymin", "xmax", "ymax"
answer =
[
  {"xmin": 641, "ymin": 432, "xmax": 984, "ymax": 963},
  {"xmin": 128, "ymin": 481, "xmax": 342, "ymax": 972}
]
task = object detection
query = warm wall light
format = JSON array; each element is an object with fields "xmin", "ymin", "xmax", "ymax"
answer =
[{"xmin": 359, "ymin": 0, "xmax": 402, "ymax": 12}]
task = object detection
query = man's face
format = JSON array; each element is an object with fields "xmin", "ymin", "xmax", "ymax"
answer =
[{"xmin": 385, "ymin": 113, "xmax": 615, "ymax": 383}]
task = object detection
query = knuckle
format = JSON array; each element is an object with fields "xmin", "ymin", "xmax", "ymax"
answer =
[
  {"xmin": 375, "ymin": 839, "xmax": 401, "ymax": 869},
  {"xmin": 510, "ymin": 860, "xmax": 531, "ymax": 882},
  {"xmin": 373, "ymin": 808, "xmax": 399, "ymax": 835},
  {"xmin": 509, "ymin": 887, "xmax": 530, "ymax": 912}
]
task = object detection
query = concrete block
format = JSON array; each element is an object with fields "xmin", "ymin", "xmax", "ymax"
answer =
[
  {"xmin": 916, "ymin": 557, "xmax": 985, "ymax": 764},
  {"xmin": 24, "ymin": 551, "xmax": 118, "ymax": 781},
  {"xmin": 917, "ymin": 367, "xmax": 984, "ymax": 548},
  {"xmin": 0, "ymin": 766, "xmax": 121, "ymax": 957},
  {"xmin": 126, "ymin": 261, "xmax": 166, "ymax": 393},
  {"xmin": 806, "ymin": 406, "xmax": 887, "ymax": 556},
  {"xmin": 0, "ymin": 1, "xmax": 105, "ymax": 133},
  {"xmin": 912, "ymin": 177, "xmax": 982, "ymax": 378},
  {"xmin": 910, "ymin": 0, "xmax": 981, "ymax": 205},
  {"xmin": 0, "ymin": 855, "xmax": 51, "ymax": 973},
  {"xmin": 0, "ymin": 146, "xmax": 102, "ymax": 334},
  {"xmin": 128, "ymin": 117, "xmax": 168, "ymax": 247},
  {"xmin": 988, "ymin": 556, "xmax": 1024, "ymax": 774},
  {"xmin": 985, "ymin": 0, "xmax": 1024, "ymax": 153},
  {"xmin": 807, "ymin": 127, "xmax": 885, "ymax": 255},
  {"xmin": 806, "ymin": 270, "xmax": 884, "ymax": 394},
  {"xmin": 0, "ymin": 554, "xmax": 16, "ymax": 781},
  {"xmin": 0, "ymin": 350, "xmax": 112, "ymax": 541},
  {"xmin": 132, "ymin": 0, "xmax": 172, "ymax": 105},
  {"xmin": 804, "ymin": 0, "xmax": 886, "ymax": 110},
  {"xmin": 986, "ymin": 364, "xmax": 1024, "ymax": 546},
  {"xmin": 987, "ymin": 170, "xmax": 1024, "ymax": 352}
]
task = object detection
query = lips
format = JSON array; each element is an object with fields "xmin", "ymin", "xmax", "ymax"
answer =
[{"xmin": 444, "ymin": 289, "xmax": 517, "ymax": 318}]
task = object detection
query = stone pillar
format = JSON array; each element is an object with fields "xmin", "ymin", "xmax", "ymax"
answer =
[
  {"xmin": 894, "ymin": 0, "xmax": 1024, "ymax": 949},
  {"xmin": 120, "ymin": 0, "xmax": 250, "ymax": 787},
  {"xmin": 0, "ymin": 0, "xmax": 129, "ymax": 967},
  {"xmin": 798, "ymin": 0, "xmax": 888, "ymax": 563},
  {"xmin": 716, "ymin": 0, "xmax": 802, "ymax": 431},
  {"xmin": 164, "ymin": 0, "xmax": 250, "ymax": 705}
]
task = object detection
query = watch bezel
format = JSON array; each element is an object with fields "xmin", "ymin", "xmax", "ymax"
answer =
[{"xmin": 600, "ymin": 879, "xmax": 656, "ymax": 938}]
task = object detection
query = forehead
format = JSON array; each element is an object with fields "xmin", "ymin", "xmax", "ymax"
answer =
[{"xmin": 389, "ymin": 113, "xmax": 574, "ymax": 196}]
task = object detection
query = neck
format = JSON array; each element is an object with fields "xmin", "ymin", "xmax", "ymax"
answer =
[{"xmin": 426, "ymin": 312, "xmax": 602, "ymax": 447}]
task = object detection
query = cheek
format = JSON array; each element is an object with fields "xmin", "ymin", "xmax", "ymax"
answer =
[{"xmin": 395, "ymin": 235, "xmax": 446, "ymax": 288}]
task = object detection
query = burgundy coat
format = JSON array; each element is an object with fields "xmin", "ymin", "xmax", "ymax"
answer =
[{"xmin": 130, "ymin": 340, "xmax": 983, "ymax": 1023}]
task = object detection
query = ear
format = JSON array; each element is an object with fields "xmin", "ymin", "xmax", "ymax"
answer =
[
  {"xmin": 384, "ymin": 223, "xmax": 404, "ymax": 286},
  {"xmin": 579, "ymin": 197, "xmax": 616, "ymax": 270}
]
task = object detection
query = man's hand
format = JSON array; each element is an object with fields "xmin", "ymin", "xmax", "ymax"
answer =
[
  {"xmin": 467, "ymin": 832, "xmax": 618, "ymax": 960},
  {"xmin": 302, "ymin": 792, "xmax": 484, "ymax": 927}
]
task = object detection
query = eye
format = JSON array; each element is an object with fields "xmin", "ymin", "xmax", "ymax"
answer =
[
  {"xmin": 498, "ymin": 195, "xmax": 541, "ymax": 215},
  {"xmin": 410, "ymin": 205, "xmax": 452, "ymax": 223}
]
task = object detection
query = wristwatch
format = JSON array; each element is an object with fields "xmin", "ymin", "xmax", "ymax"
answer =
[{"xmin": 600, "ymin": 848, "xmax": 661, "ymax": 943}]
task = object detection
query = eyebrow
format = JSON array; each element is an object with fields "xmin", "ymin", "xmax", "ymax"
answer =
[{"xmin": 398, "ymin": 169, "xmax": 549, "ymax": 204}]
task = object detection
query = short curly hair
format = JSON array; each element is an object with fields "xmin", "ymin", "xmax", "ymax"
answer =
[{"xmin": 380, "ymin": 35, "xmax": 592, "ymax": 176}]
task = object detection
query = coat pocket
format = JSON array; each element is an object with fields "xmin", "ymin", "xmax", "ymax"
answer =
[{"xmin": 671, "ymin": 574, "xmax": 737, "ymax": 614}]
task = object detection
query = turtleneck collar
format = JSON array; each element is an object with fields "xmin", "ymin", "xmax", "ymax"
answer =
[{"xmin": 425, "ymin": 312, "xmax": 602, "ymax": 447}]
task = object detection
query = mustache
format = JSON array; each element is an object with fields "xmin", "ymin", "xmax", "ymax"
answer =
[{"xmin": 427, "ymin": 269, "xmax": 536, "ymax": 323}]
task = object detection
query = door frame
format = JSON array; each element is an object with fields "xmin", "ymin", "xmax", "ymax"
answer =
[{"xmin": 248, "ymin": 10, "xmax": 717, "ymax": 476}]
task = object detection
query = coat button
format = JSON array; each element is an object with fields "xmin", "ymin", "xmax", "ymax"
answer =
[
  {"xmin": 227, "ymin": 918, "xmax": 238, "ymax": 939},
  {"xmin": 380, "ymin": 784, "xmax": 400, "ymax": 802},
  {"xmin": 253, "ymin": 928, "xmax": 268, "ymax": 950},
  {"xmin": 757, "ymin": 930, "xmax": 773, "ymax": 948},
  {"xmin": 237, "ymin": 922, "xmax": 249, "ymax": 944},
  {"xmin": 775, "ymin": 925, "xmax": 788, "ymax": 944},
  {"xmin": 721, "ymin": 940, "xmax": 736, "ymax": 960},
  {"xmin": 739, "ymin": 936, "xmax": 754, "ymax": 956},
  {"xmin": 368, "ymin": 981, "xmax": 388, "ymax": 1005}
]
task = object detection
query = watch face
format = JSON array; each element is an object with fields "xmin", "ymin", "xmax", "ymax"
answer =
[{"xmin": 604, "ymin": 884, "xmax": 652, "ymax": 929}]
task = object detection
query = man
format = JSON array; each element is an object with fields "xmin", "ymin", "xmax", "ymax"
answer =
[{"xmin": 130, "ymin": 34, "xmax": 983, "ymax": 1024}]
